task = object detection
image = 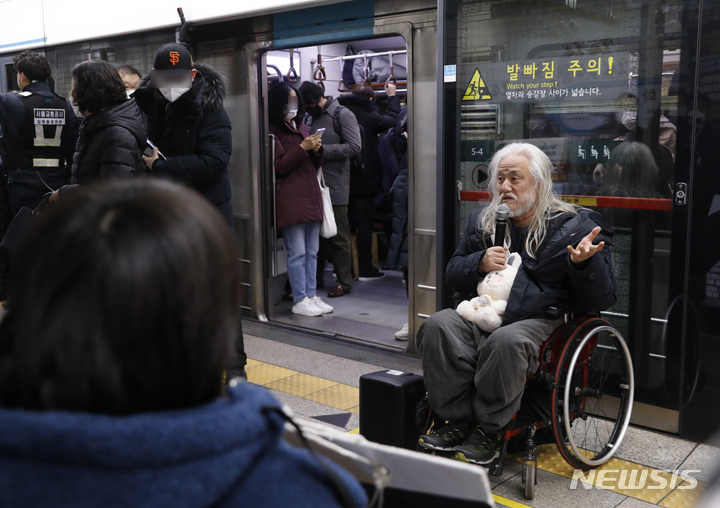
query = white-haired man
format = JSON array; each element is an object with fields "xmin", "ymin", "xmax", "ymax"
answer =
[{"xmin": 417, "ymin": 142, "xmax": 616, "ymax": 465}]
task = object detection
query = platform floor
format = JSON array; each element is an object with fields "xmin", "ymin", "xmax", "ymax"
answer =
[{"xmin": 244, "ymin": 320, "xmax": 720, "ymax": 508}]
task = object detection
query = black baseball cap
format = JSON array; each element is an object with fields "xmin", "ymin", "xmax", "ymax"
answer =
[{"xmin": 153, "ymin": 43, "xmax": 193, "ymax": 79}]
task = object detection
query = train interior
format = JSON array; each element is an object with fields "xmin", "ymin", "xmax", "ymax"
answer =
[{"xmin": 262, "ymin": 36, "xmax": 411, "ymax": 351}]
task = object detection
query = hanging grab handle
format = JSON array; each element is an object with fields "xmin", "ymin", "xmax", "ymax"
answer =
[
  {"xmin": 287, "ymin": 48, "xmax": 299, "ymax": 82},
  {"xmin": 337, "ymin": 58, "xmax": 348, "ymax": 92},
  {"xmin": 313, "ymin": 54, "xmax": 326, "ymax": 92},
  {"xmin": 361, "ymin": 54, "xmax": 371, "ymax": 86},
  {"xmin": 385, "ymin": 51, "xmax": 397, "ymax": 87},
  {"xmin": 313, "ymin": 54, "xmax": 327, "ymax": 82}
]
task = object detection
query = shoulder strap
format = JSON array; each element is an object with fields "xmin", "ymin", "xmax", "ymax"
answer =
[{"xmin": 332, "ymin": 105, "xmax": 345, "ymax": 144}]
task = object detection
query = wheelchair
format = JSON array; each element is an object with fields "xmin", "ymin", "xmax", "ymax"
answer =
[{"xmin": 419, "ymin": 312, "xmax": 635, "ymax": 500}]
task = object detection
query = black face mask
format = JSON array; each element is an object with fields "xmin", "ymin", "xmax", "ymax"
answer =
[{"xmin": 306, "ymin": 105, "xmax": 322, "ymax": 119}]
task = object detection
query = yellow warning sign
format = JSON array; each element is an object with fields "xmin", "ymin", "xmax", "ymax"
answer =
[{"xmin": 462, "ymin": 68, "xmax": 492, "ymax": 101}]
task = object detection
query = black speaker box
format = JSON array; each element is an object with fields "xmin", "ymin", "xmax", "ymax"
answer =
[{"xmin": 359, "ymin": 370, "xmax": 425, "ymax": 450}]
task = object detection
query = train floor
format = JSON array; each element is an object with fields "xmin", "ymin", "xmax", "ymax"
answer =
[
  {"xmin": 272, "ymin": 263, "xmax": 409, "ymax": 350},
  {"xmin": 243, "ymin": 320, "xmax": 720, "ymax": 508}
]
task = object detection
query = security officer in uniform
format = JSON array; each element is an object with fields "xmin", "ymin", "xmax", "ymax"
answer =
[{"xmin": 7, "ymin": 50, "xmax": 77, "ymax": 214}]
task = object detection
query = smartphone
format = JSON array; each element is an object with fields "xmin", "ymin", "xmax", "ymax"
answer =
[
  {"xmin": 145, "ymin": 139, "xmax": 167, "ymax": 160},
  {"xmin": 316, "ymin": 128, "xmax": 326, "ymax": 137}
]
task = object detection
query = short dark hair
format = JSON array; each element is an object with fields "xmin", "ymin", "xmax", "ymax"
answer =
[
  {"xmin": 351, "ymin": 85, "xmax": 375, "ymax": 100},
  {"xmin": 0, "ymin": 180, "xmax": 241, "ymax": 415},
  {"xmin": 116, "ymin": 64, "xmax": 141, "ymax": 77},
  {"xmin": 268, "ymin": 81, "xmax": 302, "ymax": 126},
  {"xmin": 299, "ymin": 81, "xmax": 324, "ymax": 106},
  {"xmin": 71, "ymin": 60, "xmax": 128, "ymax": 115},
  {"xmin": 13, "ymin": 50, "xmax": 52, "ymax": 82}
]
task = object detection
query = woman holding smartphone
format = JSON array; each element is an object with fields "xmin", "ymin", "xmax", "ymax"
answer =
[{"xmin": 268, "ymin": 82, "xmax": 333, "ymax": 317}]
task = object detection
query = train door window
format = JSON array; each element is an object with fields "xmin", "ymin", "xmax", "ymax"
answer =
[
  {"xmin": 440, "ymin": 0, "xmax": 704, "ymax": 432},
  {"xmin": 263, "ymin": 36, "xmax": 410, "ymax": 349}
]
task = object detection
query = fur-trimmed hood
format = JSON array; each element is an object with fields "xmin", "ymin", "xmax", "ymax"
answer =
[{"xmin": 133, "ymin": 62, "xmax": 227, "ymax": 116}]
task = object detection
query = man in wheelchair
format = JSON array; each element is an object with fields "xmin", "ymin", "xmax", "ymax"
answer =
[{"xmin": 418, "ymin": 142, "xmax": 617, "ymax": 466}]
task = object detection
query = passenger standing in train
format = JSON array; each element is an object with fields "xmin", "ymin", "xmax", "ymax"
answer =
[
  {"xmin": 134, "ymin": 42, "xmax": 246, "ymax": 379},
  {"xmin": 269, "ymin": 82, "xmax": 333, "ymax": 317},
  {"xmin": 338, "ymin": 82, "xmax": 401, "ymax": 282},
  {"xmin": 0, "ymin": 179, "xmax": 367, "ymax": 508},
  {"xmin": 5, "ymin": 51, "xmax": 77, "ymax": 214},
  {"xmin": 299, "ymin": 82, "xmax": 361, "ymax": 298}
]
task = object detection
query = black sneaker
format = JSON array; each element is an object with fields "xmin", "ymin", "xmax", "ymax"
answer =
[
  {"xmin": 418, "ymin": 419, "xmax": 474, "ymax": 451},
  {"xmin": 358, "ymin": 270, "xmax": 386, "ymax": 281},
  {"xmin": 454, "ymin": 426, "xmax": 504, "ymax": 465}
]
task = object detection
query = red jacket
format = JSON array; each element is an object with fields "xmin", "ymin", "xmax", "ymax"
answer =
[{"xmin": 270, "ymin": 121, "xmax": 323, "ymax": 229}]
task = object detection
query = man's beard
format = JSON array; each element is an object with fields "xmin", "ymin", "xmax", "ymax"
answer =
[{"xmin": 504, "ymin": 191, "xmax": 538, "ymax": 218}]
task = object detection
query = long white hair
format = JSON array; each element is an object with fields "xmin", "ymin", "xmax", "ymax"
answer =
[{"xmin": 478, "ymin": 142, "xmax": 578, "ymax": 258}]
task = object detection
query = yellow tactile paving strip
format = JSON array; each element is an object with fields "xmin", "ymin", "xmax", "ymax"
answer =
[
  {"xmin": 509, "ymin": 443, "xmax": 707, "ymax": 507},
  {"xmin": 244, "ymin": 361, "xmax": 708, "ymax": 507},
  {"xmin": 245, "ymin": 359, "xmax": 360, "ymax": 416}
]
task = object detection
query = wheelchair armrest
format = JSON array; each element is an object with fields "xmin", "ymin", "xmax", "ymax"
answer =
[{"xmin": 545, "ymin": 307, "xmax": 567, "ymax": 320}]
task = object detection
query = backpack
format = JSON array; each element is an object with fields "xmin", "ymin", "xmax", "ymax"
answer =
[{"xmin": 331, "ymin": 105, "xmax": 366, "ymax": 175}]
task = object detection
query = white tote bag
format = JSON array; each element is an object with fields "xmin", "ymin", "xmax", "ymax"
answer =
[{"xmin": 317, "ymin": 167, "xmax": 337, "ymax": 238}]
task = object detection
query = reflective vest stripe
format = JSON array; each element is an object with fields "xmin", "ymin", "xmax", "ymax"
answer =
[
  {"xmin": 34, "ymin": 139, "xmax": 62, "ymax": 147},
  {"xmin": 33, "ymin": 125, "xmax": 63, "ymax": 147},
  {"xmin": 32, "ymin": 158, "xmax": 60, "ymax": 167}
]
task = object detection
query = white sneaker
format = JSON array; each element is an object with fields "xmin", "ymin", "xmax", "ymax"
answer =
[
  {"xmin": 395, "ymin": 323, "xmax": 409, "ymax": 340},
  {"xmin": 292, "ymin": 297, "xmax": 323, "ymax": 317},
  {"xmin": 311, "ymin": 296, "xmax": 333, "ymax": 314}
]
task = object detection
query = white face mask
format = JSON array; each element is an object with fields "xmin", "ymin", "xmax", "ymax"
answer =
[
  {"xmin": 285, "ymin": 109, "xmax": 298, "ymax": 121},
  {"xmin": 159, "ymin": 87, "xmax": 190, "ymax": 103}
]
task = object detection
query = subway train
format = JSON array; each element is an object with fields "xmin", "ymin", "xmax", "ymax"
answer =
[{"xmin": 1, "ymin": 0, "xmax": 719, "ymax": 451}]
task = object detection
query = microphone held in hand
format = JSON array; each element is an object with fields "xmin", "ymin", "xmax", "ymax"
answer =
[{"xmin": 494, "ymin": 204, "xmax": 510, "ymax": 247}]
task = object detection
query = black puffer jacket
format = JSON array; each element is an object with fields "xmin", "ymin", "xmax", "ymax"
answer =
[
  {"xmin": 132, "ymin": 63, "xmax": 233, "ymax": 226},
  {"xmin": 448, "ymin": 207, "xmax": 617, "ymax": 326},
  {"xmin": 71, "ymin": 99, "xmax": 146, "ymax": 184},
  {"xmin": 338, "ymin": 94, "xmax": 401, "ymax": 195}
]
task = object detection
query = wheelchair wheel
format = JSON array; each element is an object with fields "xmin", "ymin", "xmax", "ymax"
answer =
[
  {"xmin": 523, "ymin": 461, "xmax": 536, "ymax": 499},
  {"xmin": 551, "ymin": 319, "xmax": 634, "ymax": 469}
]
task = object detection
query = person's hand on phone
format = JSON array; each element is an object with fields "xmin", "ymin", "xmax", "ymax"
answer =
[
  {"xmin": 143, "ymin": 146, "xmax": 159, "ymax": 171},
  {"xmin": 301, "ymin": 134, "xmax": 322, "ymax": 152}
]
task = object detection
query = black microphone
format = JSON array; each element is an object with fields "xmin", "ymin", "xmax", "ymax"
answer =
[{"xmin": 494, "ymin": 203, "xmax": 510, "ymax": 247}]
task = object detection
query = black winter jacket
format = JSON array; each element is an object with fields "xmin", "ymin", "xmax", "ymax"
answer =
[
  {"xmin": 338, "ymin": 94, "xmax": 401, "ymax": 195},
  {"xmin": 133, "ymin": 63, "xmax": 233, "ymax": 226},
  {"xmin": 71, "ymin": 99, "xmax": 146, "ymax": 184},
  {"xmin": 448, "ymin": 207, "xmax": 617, "ymax": 326}
]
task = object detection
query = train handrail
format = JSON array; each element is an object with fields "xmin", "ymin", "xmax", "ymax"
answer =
[
  {"xmin": 386, "ymin": 51, "xmax": 397, "ymax": 87},
  {"xmin": 459, "ymin": 191, "xmax": 672, "ymax": 211},
  {"xmin": 287, "ymin": 48, "xmax": 299, "ymax": 82}
]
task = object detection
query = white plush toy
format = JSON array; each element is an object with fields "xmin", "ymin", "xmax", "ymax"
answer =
[{"xmin": 456, "ymin": 252, "xmax": 521, "ymax": 333}]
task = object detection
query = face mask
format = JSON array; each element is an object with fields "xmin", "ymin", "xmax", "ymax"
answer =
[
  {"xmin": 306, "ymin": 105, "xmax": 322, "ymax": 119},
  {"xmin": 284, "ymin": 96, "xmax": 298, "ymax": 121},
  {"xmin": 71, "ymin": 102, "xmax": 82, "ymax": 117},
  {"xmin": 616, "ymin": 110, "xmax": 637, "ymax": 131},
  {"xmin": 159, "ymin": 87, "xmax": 190, "ymax": 102}
]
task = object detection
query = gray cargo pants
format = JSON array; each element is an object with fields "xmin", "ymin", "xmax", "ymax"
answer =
[{"xmin": 417, "ymin": 309, "xmax": 561, "ymax": 432}]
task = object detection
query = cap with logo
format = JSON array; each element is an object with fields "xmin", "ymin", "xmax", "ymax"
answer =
[{"xmin": 152, "ymin": 43, "xmax": 193, "ymax": 83}]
